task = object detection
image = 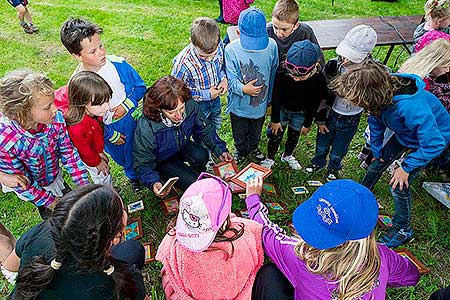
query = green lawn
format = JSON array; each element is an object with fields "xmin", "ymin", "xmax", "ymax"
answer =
[{"xmin": 1, "ymin": 0, "xmax": 448, "ymax": 299}]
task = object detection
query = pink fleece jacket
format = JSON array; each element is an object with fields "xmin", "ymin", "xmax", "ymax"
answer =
[{"xmin": 156, "ymin": 216, "xmax": 264, "ymax": 300}]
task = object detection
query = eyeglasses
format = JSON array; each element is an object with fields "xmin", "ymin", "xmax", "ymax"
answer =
[
  {"xmin": 197, "ymin": 172, "xmax": 230, "ymax": 227},
  {"xmin": 284, "ymin": 60, "xmax": 318, "ymax": 76}
]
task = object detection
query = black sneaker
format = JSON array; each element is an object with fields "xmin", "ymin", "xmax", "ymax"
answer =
[
  {"xmin": 305, "ymin": 164, "xmax": 324, "ymax": 174},
  {"xmin": 129, "ymin": 179, "xmax": 143, "ymax": 192},
  {"xmin": 21, "ymin": 22, "xmax": 33, "ymax": 34},
  {"xmin": 327, "ymin": 169, "xmax": 339, "ymax": 181},
  {"xmin": 250, "ymin": 148, "xmax": 265, "ymax": 160}
]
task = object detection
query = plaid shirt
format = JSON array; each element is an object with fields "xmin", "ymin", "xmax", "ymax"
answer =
[
  {"xmin": 171, "ymin": 42, "xmax": 226, "ymax": 101},
  {"xmin": 0, "ymin": 111, "xmax": 89, "ymax": 207}
]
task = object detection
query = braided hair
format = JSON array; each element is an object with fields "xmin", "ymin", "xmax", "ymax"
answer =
[{"xmin": 14, "ymin": 185, "xmax": 136, "ymax": 300}]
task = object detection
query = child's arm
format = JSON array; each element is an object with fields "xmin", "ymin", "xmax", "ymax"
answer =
[
  {"xmin": 368, "ymin": 116, "xmax": 387, "ymax": 160},
  {"xmin": 266, "ymin": 45, "xmax": 279, "ymax": 103},
  {"xmin": 245, "ymin": 177, "xmax": 301, "ymax": 287},
  {"xmin": 224, "ymin": 47, "xmax": 245, "ymax": 97},
  {"xmin": 103, "ymin": 126, "xmax": 126, "ymax": 145},
  {"xmin": 67, "ymin": 126, "xmax": 103, "ymax": 168},
  {"xmin": 380, "ymin": 245, "xmax": 420, "ymax": 287}
]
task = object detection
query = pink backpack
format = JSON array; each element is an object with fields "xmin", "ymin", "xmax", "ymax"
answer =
[{"xmin": 223, "ymin": 0, "xmax": 255, "ymax": 25}]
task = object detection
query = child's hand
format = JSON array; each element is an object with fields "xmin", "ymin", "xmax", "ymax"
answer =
[
  {"xmin": 219, "ymin": 151, "xmax": 233, "ymax": 162},
  {"xmin": 96, "ymin": 160, "xmax": 110, "ymax": 176},
  {"xmin": 210, "ymin": 86, "xmax": 223, "ymax": 99},
  {"xmin": 153, "ymin": 182, "xmax": 171, "ymax": 198},
  {"xmin": 242, "ymin": 79, "xmax": 263, "ymax": 96},
  {"xmin": 270, "ymin": 122, "xmax": 283, "ymax": 135},
  {"xmin": 246, "ymin": 176, "xmax": 263, "ymax": 197},
  {"xmin": 100, "ymin": 152, "xmax": 109, "ymax": 163},
  {"xmin": 217, "ymin": 78, "xmax": 228, "ymax": 95},
  {"xmin": 113, "ymin": 134, "xmax": 126, "ymax": 145},
  {"xmin": 0, "ymin": 173, "xmax": 29, "ymax": 189},
  {"xmin": 301, "ymin": 126, "xmax": 311, "ymax": 135},
  {"xmin": 112, "ymin": 105, "xmax": 127, "ymax": 120},
  {"xmin": 318, "ymin": 124, "xmax": 329, "ymax": 134},
  {"xmin": 389, "ymin": 166, "xmax": 409, "ymax": 191}
]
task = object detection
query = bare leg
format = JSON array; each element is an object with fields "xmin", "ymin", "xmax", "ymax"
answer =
[
  {"xmin": 0, "ymin": 222, "xmax": 15, "ymax": 247},
  {"xmin": 24, "ymin": 6, "xmax": 33, "ymax": 24},
  {"xmin": 15, "ymin": 4, "xmax": 26, "ymax": 23}
]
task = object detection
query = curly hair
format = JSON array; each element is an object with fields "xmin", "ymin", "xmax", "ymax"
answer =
[
  {"xmin": 143, "ymin": 76, "xmax": 191, "ymax": 122},
  {"xmin": 60, "ymin": 17, "xmax": 103, "ymax": 55},
  {"xmin": 0, "ymin": 69, "xmax": 53, "ymax": 129}
]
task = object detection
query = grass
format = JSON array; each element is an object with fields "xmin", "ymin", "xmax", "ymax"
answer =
[{"xmin": 0, "ymin": 0, "xmax": 448, "ymax": 299}]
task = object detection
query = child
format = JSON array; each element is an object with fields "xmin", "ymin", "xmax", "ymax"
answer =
[
  {"xmin": 7, "ymin": 0, "xmax": 38, "ymax": 34},
  {"xmin": 305, "ymin": 25, "xmax": 377, "ymax": 181},
  {"xmin": 60, "ymin": 18, "xmax": 146, "ymax": 192},
  {"xmin": 413, "ymin": 0, "xmax": 450, "ymax": 45},
  {"xmin": 331, "ymin": 60, "xmax": 450, "ymax": 247},
  {"xmin": 225, "ymin": 7, "xmax": 278, "ymax": 162},
  {"xmin": 6, "ymin": 185, "xmax": 147, "ymax": 299},
  {"xmin": 172, "ymin": 17, "xmax": 227, "ymax": 134},
  {"xmin": 63, "ymin": 71, "xmax": 113, "ymax": 185},
  {"xmin": 0, "ymin": 70, "xmax": 89, "ymax": 219},
  {"xmin": 260, "ymin": 40, "xmax": 328, "ymax": 170},
  {"xmin": 216, "ymin": 0, "xmax": 254, "ymax": 25},
  {"xmin": 156, "ymin": 173, "xmax": 264, "ymax": 299},
  {"xmin": 246, "ymin": 177, "xmax": 420, "ymax": 299}
]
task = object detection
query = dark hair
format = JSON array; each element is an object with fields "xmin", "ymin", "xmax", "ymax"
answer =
[
  {"xmin": 60, "ymin": 18, "xmax": 103, "ymax": 55},
  {"xmin": 65, "ymin": 71, "xmax": 112, "ymax": 126},
  {"xmin": 190, "ymin": 17, "xmax": 221, "ymax": 53},
  {"xmin": 14, "ymin": 185, "xmax": 136, "ymax": 300},
  {"xmin": 143, "ymin": 76, "xmax": 191, "ymax": 122}
]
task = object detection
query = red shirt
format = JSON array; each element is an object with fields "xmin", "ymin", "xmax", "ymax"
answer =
[{"xmin": 67, "ymin": 115, "xmax": 104, "ymax": 167}]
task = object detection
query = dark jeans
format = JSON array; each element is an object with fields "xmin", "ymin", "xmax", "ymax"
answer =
[
  {"xmin": 230, "ymin": 113, "xmax": 265, "ymax": 158},
  {"xmin": 111, "ymin": 239, "xmax": 145, "ymax": 270},
  {"xmin": 156, "ymin": 141, "xmax": 209, "ymax": 191},
  {"xmin": 311, "ymin": 111, "xmax": 361, "ymax": 170},
  {"xmin": 216, "ymin": 0, "xmax": 224, "ymax": 21},
  {"xmin": 430, "ymin": 287, "xmax": 450, "ymax": 300},
  {"xmin": 252, "ymin": 263, "xmax": 294, "ymax": 300}
]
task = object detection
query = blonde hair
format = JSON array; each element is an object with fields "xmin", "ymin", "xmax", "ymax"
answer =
[
  {"xmin": 272, "ymin": 0, "xmax": 299, "ymax": 24},
  {"xmin": 400, "ymin": 38, "xmax": 450, "ymax": 78},
  {"xmin": 294, "ymin": 233, "xmax": 380, "ymax": 300},
  {"xmin": 425, "ymin": 0, "xmax": 450, "ymax": 20},
  {"xmin": 0, "ymin": 70, "xmax": 53, "ymax": 129}
]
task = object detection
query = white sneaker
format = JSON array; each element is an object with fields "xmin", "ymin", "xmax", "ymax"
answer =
[
  {"xmin": 260, "ymin": 158, "xmax": 275, "ymax": 169},
  {"xmin": 281, "ymin": 155, "xmax": 302, "ymax": 170}
]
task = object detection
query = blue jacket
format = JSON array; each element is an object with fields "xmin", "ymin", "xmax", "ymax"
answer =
[
  {"xmin": 133, "ymin": 100, "xmax": 228, "ymax": 189},
  {"xmin": 369, "ymin": 73, "xmax": 450, "ymax": 173}
]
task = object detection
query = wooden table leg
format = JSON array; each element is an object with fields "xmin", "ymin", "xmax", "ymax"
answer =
[{"xmin": 384, "ymin": 45, "xmax": 394, "ymax": 65}]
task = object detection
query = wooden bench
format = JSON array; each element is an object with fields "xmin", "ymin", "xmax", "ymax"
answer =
[{"xmin": 303, "ymin": 15, "xmax": 423, "ymax": 64}]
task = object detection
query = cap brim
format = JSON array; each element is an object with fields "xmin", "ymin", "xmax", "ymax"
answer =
[
  {"xmin": 240, "ymin": 33, "xmax": 269, "ymax": 51},
  {"xmin": 336, "ymin": 41, "xmax": 366, "ymax": 64},
  {"xmin": 292, "ymin": 195, "xmax": 346, "ymax": 250}
]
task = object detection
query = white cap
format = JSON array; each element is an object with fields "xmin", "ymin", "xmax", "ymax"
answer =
[{"xmin": 336, "ymin": 25, "xmax": 377, "ymax": 63}]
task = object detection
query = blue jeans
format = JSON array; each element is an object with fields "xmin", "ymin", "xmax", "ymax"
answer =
[
  {"xmin": 279, "ymin": 107, "xmax": 305, "ymax": 131},
  {"xmin": 312, "ymin": 111, "xmax": 361, "ymax": 170},
  {"xmin": 197, "ymin": 97, "xmax": 222, "ymax": 131}
]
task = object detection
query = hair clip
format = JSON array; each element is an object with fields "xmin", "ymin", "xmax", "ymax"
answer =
[
  {"xmin": 103, "ymin": 265, "xmax": 115, "ymax": 275},
  {"xmin": 50, "ymin": 259, "xmax": 62, "ymax": 270}
]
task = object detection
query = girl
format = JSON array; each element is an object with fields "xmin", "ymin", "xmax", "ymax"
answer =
[
  {"xmin": 64, "ymin": 71, "xmax": 113, "ymax": 185},
  {"xmin": 413, "ymin": 0, "xmax": 450, "ymax": 45},
  {"xmin": 0, "ymin": 70, "xmax": 89, "ymax": 219},
  {"xmin": 245, "ymin": 177, "xmax": 420, "ymax": 300},
  {"xmin": 3, "ymin": 184, "xmax": 147, "ymax": 300},
  {"xmin": 401, "ymin": 38, "xmax": 450, "ymax": 111},
  {"xmin": 156, "ymin": 173, "xmax": 264, "ymax": 299},
  {"xmin": 332, "ymin": 60, "xmax": 450, "ymax": 247},
  {"xmin": 133, "ymin": 76, "xmax": 232, "ymax": 196},
  {"xmin": 261, "ymin": 40, "xmax": 328, "ymax": 171}
]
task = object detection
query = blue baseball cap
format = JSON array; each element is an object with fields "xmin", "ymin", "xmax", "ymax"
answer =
[
  {"xmin": 238, "ymin": 7, "xmax": 269, "ymax": 51},
  {"xmin": 292, "ymin": 179, "xmax": 378, "ymax": 250},
  {"xmin": 286, "ymin": 40, "xmax": 321, "ymax": 68}
]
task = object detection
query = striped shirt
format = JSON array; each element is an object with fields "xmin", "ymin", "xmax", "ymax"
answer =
[
  {"xmin": 0, "ymin": 111, "xmax": 89, "ymax": 207},
  {"xmin": 171, "ymin": 42, "xmax": 226, "ymax": 101}
]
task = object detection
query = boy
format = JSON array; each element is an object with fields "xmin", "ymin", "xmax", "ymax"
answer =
[
  {"xmin": 305, "ymin": 25, "xmax": 377, "ymax": 181},
  {"xmin": 7, "ymin": 0, "xmax": 38, "ymax": 34},
  {"xmin": 60, "ymin": 18, "xmax": 146, "ymax": 191},
  {"xmin": 172, "ymin": 17, "xmax": 228, "ymax": 133},
  {"xmin": 332, "ymin": 59, "xmax": 450, "ymax": 247},
  {"xmin": 225, "ymin": 7, "xmax": 278, "ymax": 162}
]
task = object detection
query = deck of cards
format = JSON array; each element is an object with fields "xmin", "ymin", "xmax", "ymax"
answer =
[{"xmin": 292, "ymin": 186, "xmax": 309, "ymax": 195}]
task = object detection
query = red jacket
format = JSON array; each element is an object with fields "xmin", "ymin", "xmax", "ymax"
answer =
[{"xmin": 67, "ymin": 115, "xmax": 104, "ymax": 167}]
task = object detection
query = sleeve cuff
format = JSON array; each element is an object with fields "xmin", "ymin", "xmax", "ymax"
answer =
[
  {"xmin": 109, "ymin": 130, "xmax": 121, "ymax": 143},
  {"xmin": 122, "ymin": 98, "xmax": 135, "ymax": 112}
]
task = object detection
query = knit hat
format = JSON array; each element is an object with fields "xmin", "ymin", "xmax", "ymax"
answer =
[
  {"xmin": 176, "ymin": 174, "xmax": 232, "ymax": 252},
  {"xmin": 336, "ymin": 25, "xmax": 377, "ymax": 63},
  {"xmin": 292, "ymin": 179, "xmax": 378, "ymax": 250},
  {"xmin": 285, "ymin": 40, "xmax": 321, "ymax": 75},
  {"xmin": 238, "ymin": 7, "xmax": 269, "ymax": 51}
]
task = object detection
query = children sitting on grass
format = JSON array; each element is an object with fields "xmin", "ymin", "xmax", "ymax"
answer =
[
  {"xmin": 261, "ymin": 40, "xmax": 328, "ymax": 170},
  {"xmin": 156, "ymin": 173, "xmax": 263, "ymax": 299},
  {"xmin": 6, "ymin": 0, "xmax": 38, "ymax": 33},
  {"xmin": 0, "ymin": 70, "xmax": 89, "ymax": 219},
  {"xmin": 60, "ymin": 17, "xmax": 147, "ymax": 192},
  {"xmin": 246, "ymin": 177, "xmax": 420, "ymax": 299},
  {"xmin": 305, "ymin": 25, "xmax": 377, "ymax": 181},
  {"xmin": 332, "ymin": 60, "xmax": 450, "ymax": 247},
  {"xmin": 225, "ymin": 7, "xmax": 278, "ymax": 163}
]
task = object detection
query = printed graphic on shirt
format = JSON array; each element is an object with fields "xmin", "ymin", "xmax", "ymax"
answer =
[{"xmin": 240, "ymin": 59, "xmax": 268, "ymax": 107}]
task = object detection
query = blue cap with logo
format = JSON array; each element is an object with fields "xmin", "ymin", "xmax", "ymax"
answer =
[
  {"xmin": 292, "ymin": 179, "xmax": 378, "ymax": 250},
  {"xmin": 238, "ymin": 7, "xmax": 269, "ymax": 51}
]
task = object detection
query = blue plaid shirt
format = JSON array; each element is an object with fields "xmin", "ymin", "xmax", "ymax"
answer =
[{"xmin": 171, "ymin": 42, "xmax": 226, "ymax": 102}]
